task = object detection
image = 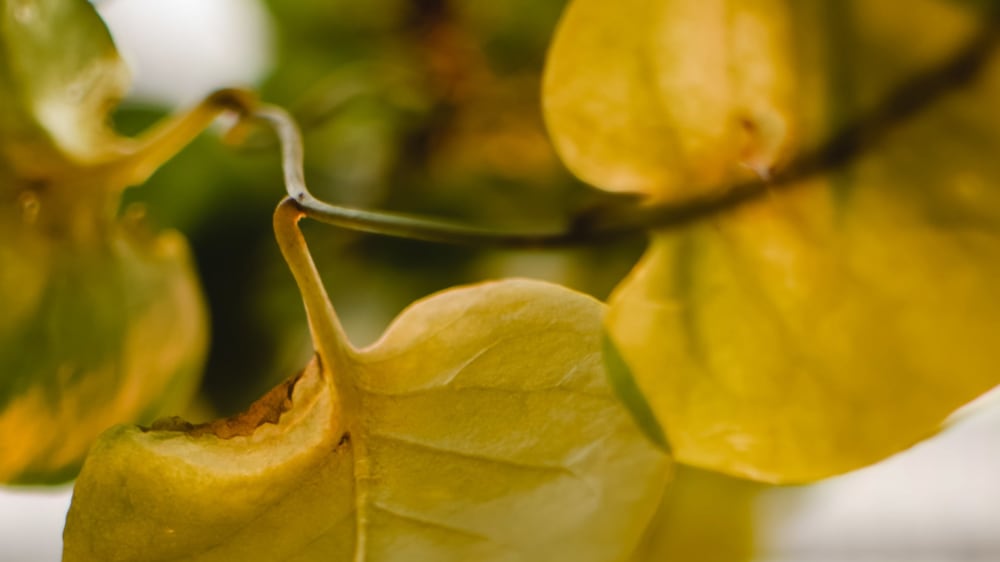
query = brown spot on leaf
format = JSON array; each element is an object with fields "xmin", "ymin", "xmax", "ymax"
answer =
[
  {"xmin": 337, "ymin": 432, "xmax": 351, "ymax": 447},
  {"xmin": 146, "ymin": 370, "xmax": 304, "ymax": 439}
]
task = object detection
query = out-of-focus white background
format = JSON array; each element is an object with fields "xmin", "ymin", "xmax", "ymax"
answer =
[
  {"xmin": 91, "ymin": 0, "xmax": 274, "ymax": 107},
  {"xmin": 2, "ymin": 1, "xmax": 999, "ymax": 560}
]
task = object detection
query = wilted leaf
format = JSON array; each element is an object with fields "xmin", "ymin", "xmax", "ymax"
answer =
[
  {"xmin": 63, "ymin": 202, "xmax": 671, "ymax": 562},
  {"xmin": 0, "ymin": 0, "xmax": 250, "ymax": 483},
  {"xmin": 542, "ymin": 0, "xmax": 796, "ymax": 197},
  {"xmin": 547, "ymin": 0, "xmax": 1000, "ymax": 482}
]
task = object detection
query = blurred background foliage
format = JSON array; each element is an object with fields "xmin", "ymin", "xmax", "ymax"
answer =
[{"xmin": 113, "ymin": 0, "xmax": 645, "ymax": 415}]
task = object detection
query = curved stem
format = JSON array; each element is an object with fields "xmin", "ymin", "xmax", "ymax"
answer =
[
  {"xmin": 113, "ymin": 89, "xmax": 258, "ymax": 187},
  {"xmin": 249, "ymin": 15, "xmax": 1000, "ymax": 248},
  {"xmin": 273, "ymin": 198, "xmax": 354, "ymax": 381},
  {"xmin": 254, "ymin": 105, "xmax": 608, "ymax": 247},
  {"xmin": 249, "ymin": 106, "xmax": 628, "ymax": 247}
]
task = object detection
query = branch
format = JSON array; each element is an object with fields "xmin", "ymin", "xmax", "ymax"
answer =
[
  {"xmin": 242, "ymin": 14, "xmax": 1000, "ymax": 248},
  {"xmin": 251, "ymin": 105, "xmax": 586, "ymax": 247}
]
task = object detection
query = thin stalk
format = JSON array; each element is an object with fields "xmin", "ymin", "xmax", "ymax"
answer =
[
  {"xmin": 247, "ymin": 15, "xmax": 1000, "ymax": 248},
  {"xmin": 113, "ymin": 89, "xmax": 257, "ymax": 187},
  {"xmin": 253, "ymin": 105, "xmax": 597, "ymax": 247},
  {"xmin": 272, "ymin": 198, "xmax": 354, "ymax": 381}
]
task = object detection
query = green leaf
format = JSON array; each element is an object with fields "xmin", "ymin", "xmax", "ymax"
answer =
[
  {"xmin": 0, "ymin": 0, "xmax": 250, "ymax": 483},
  {"xmin": 0, "ymin": 211, "xmax": 207, "ymax": 484},
  {"xmin": 0, "ymin": 0, "xmax": 130, "ymax": 179},
  {"xmin": 63, "ymin": 203, "xmax": 671, "ymax": 561},
  {"xmin": 547, "ymin": 0, "xmax": 1000, "ymax": 482}
]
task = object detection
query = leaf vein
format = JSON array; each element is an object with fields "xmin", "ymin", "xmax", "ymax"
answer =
[
  {"xmin": 367, "ymin": 431, "xmax": 577, "ymax": 478},
  {"xmin": 369, "ymin": 501, "xmax": 494, "ymax": 543}
]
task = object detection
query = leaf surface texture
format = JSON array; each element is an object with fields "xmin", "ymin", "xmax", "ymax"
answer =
[{"xmin": 64, "ymin": 206, "xmax": 671, "ymax": 561}]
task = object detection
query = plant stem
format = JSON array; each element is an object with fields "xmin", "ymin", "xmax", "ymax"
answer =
[
  {"xmin": 253, "ymin": 105, "xmax": 607, "ymax": 247},
  {"xmin": 272, "ymin": 198, "xmax": 355, "ymax": 379},
  {"xmin": 114, "ymin": 89, "xmax": 257, "ymax": 187},
  {"xmin": 246, "ymin": 15, "xmax": 1000, "ymax": 248}
]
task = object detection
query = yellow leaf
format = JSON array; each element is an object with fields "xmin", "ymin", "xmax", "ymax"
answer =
[
  {"xmin": 631, "ymin": 466, "xmax": 760, "ymax": 562},
  {"xmin": 601, "ymin": 1, "xmax": 1000, "ymax": 481},
  {"xmin": 63, "ymin": 200, "xmax": 671, "ymax": 562},
  {"xmin": 542, "ymin": 0, "xmax": 796, "ymax": 198}
]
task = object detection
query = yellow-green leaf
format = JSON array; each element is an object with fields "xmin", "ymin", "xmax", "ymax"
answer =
[
  {"xmin": 0, "ymin": 0, "xmax": 130, "ymax": 179},
  {"xmin": 0, "ymin": 211, "xmax": 207, "ymax": 483},
  {"xmin": 63, "ymin": 202, "xmax": 671, "ymax": 561},
  {"xmin": 542, "ymin": 0, "xmax": 796, "ymax": 198},
  {"xmin": 0, "ymin": 0, "xmax": 251, "ymax": 483},
  {"xmin": 598, "ymin": 1, "xmax": 1000, "ymax": 482}
]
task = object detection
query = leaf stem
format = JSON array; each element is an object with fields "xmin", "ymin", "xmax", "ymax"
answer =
[
  {"xmin": 253, "ymin": 105, "xmax": 610, "ymax": 247},
  {"xmin": 272, "ymin": 198, "xmax": 355, "ymax": 380},
  {"xmin": 113, "ymin": 89, "xmax": 258, "ymax": 187},
  {"xmin": 247, "ymin": 15, "xmax": 1000, "ymax": 248}
]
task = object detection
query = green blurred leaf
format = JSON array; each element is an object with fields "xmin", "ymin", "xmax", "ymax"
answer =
[
  {"xmin": 0, "ymin": 0, "xmax": 237, "ymax": 483},
  {"xmin": 0, "ymin": 212, "xmax": 207, "ymax": 483},
  {"xmin": 0, "ymin": 0, "xmax": 130, "ymax": 179}
]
